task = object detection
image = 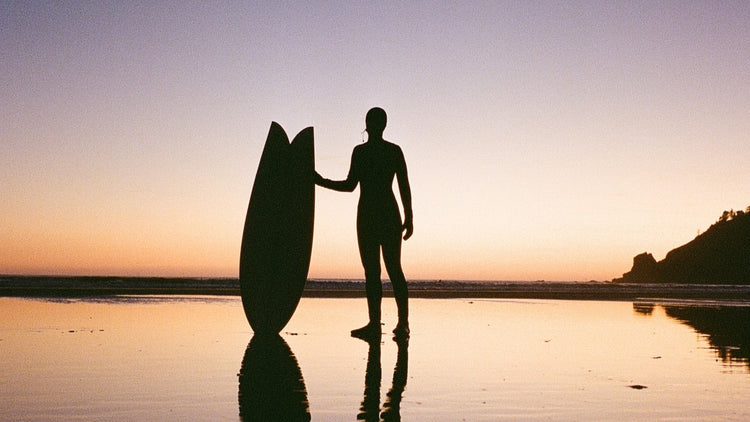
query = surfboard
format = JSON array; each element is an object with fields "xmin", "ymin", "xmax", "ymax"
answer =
[{"xmin": 239, "ymin": 122, "xmax": 314, "ymax": 334}]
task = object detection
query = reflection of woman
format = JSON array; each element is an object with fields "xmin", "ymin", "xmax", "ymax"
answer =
[
  {"xmin": 357, "ymin": 336, "xmax": 409, "ymax": 421},
  {"xmin": 381, "ymin": 337, "xmax": 409, "ymax": 421},
  {"xmin": 315, "ymin": 107, "xmax": 413, "ymax": 338}
]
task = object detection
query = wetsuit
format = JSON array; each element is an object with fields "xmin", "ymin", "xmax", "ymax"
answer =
[{"xmin": 317, "ymin": 138, "xmax": 412, "ymax": 325}]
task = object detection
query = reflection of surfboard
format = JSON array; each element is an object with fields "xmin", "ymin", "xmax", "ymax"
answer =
[
  {"xmin": 239, "ymin": 122, "xmax": 314, "ymax": 334},
  {"xmin": 238, "ymin": 334, "xmax": 310, "ymax": 421}
]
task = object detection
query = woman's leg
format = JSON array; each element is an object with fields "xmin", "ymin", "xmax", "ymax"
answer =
[
  {"xmin": 355, "ymin": 224, "xmax": 382, "ymax": 335},
  {"xmin": 382, "ymin": 232, "xmax": 409, "ymax": 335}
]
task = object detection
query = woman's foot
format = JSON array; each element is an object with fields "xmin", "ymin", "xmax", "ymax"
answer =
[
  {"xmin": 351, "ymin": 323, "xmax": 381, "ymax": 339},
  {"xmin": 392, "ymin": 322, "xmax": 410, "ymax": 339}
]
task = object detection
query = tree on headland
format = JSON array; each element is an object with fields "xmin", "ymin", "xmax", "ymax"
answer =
[{"xmin": 715, "ymin": 208, "xmax": 749, "ymax": 224}]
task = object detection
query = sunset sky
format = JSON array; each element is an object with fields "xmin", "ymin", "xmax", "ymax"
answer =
[{"xmin": 2, "ymin": 1, "xmax": 749, "ymax": 281}]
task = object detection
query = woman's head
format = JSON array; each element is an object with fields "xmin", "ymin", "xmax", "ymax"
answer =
[{"xmin": 365, "ymin": 107, "xmax": 387, "ymax": 135}]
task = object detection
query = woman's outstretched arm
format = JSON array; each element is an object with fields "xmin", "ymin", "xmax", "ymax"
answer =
[
  {"xmin": 315, "ymin": 173, "xmax": 357, "ymax": 192},
  {"xmin": 315, "ymin": 149, "xmax": 358, "ymax": 192}
]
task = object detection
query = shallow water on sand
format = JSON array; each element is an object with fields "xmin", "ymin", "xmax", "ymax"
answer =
[{"xmin": 1, "ymin": 296, "xmax": 749, "ymax": 421}]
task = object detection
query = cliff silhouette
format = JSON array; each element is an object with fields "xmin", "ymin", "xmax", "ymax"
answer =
[{"xmin": 617, "ymin": 207, "xmax": 750, "ymax": 284}]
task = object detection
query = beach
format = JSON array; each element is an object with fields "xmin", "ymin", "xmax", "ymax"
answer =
[
  {"xmin": 6, "ymin": 2, "xmax": 750, "ymax": 420},
  {"xmin": 2, "ymin": 291, "xmax": 749, "ymax": 421}
]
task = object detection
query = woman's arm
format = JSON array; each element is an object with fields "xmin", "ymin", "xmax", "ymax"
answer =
[
  {"xmin": 315, "ymin": 173, "xmax": 357, "ymax": 192},
  {"xmin": 315, "ymin": 149, "xmax": 358, "ymax": 192},
  {"xmin": 396, "ymin": 148, "xmax": 413, "ymax": 240}
]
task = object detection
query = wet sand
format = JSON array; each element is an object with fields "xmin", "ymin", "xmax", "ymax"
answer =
[{"xmin": 2, "ymin": 296, "xmax": 749, "ymax": 421}]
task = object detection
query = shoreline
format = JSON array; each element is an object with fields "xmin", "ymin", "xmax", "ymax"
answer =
[{"xmin": 2, "ymin": 276, "xmax": 750, "ymax": 301}]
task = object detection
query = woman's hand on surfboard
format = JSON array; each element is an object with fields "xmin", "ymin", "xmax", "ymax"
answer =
[{"xmin": 313, "ymin": 171, "xmax": 325, "ymax": 185}]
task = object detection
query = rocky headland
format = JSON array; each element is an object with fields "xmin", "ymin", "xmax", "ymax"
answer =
[{"xmin": 617, "ymin": 207, "xmax": 750, "ymax": 284}]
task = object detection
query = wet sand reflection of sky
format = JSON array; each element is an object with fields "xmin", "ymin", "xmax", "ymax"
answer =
[{"xmin": 2, "ymin": 297, "xmax": 750, "ymax": 420}]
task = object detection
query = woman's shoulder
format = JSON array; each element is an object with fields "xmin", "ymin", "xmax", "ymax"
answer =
[
  {"xmin": 352, "ymin": 143, "xmax": 367, "ymax": 155},
  {"xmin": 355, "ymin": 140, "xmax": 403, "ymax": 157},
  {"xmin": 384, "ymin": 140, "xmax": 405, "ymax": 157},
  {"xmin": 383, "ymin": 139, "xmax": 400, "ymax": 147}
]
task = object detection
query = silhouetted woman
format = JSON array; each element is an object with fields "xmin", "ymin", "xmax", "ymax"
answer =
[{"xmin": 315, "ymin": 107, "xmax": 413, "ymax": 338}]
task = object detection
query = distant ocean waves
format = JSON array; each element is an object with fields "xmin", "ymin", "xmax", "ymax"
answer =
[
  {"xmin": 0, "ymin": 276, "xmax": 563, "ymax": 295},
  {"xmin": 2, "ymin": 276, "xmax": 750, "ymax": 301},
  {"xmin": 0, "ymin": 276, "xmax": 239, "ymax": 295}
]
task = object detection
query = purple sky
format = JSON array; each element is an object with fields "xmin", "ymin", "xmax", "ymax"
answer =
[{"xmin": 2, "ymin": 1, "xmax": 749, "ymax": 280}]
